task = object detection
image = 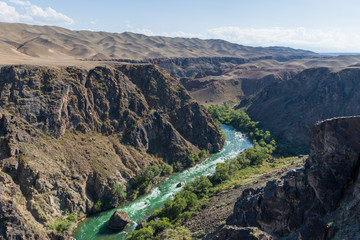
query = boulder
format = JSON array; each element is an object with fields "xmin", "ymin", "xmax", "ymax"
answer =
[
  {"xmin": 177, "ymin": 182, "xmax": 185, "ymax": 187},
  {"xmin": 107, "ymin": 210, "xmax": 131, "ymax": 231}
]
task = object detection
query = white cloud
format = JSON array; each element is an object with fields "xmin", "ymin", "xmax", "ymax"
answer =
[
  {"xmin": 9, "ymin": 0, "xmax": 26, "ymax": 6},
  {"xmin": 124, "ymin": 22, "xmax": 360, "ymax": 52},
  {"xmin": 160, "ymin": 31, "xmax": 205, "ymax": 39},
  {"xmin": 135, "ymin": 28, "xmax": 155, "ymax": 36},
  {"xmin": 0, "ymin": 0, "xmax": 74, "ymax": 26},
  {"xmin": 207, "ymin": 27, "xmax": 360, "ymax": 52}
]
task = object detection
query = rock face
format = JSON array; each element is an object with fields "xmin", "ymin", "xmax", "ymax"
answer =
[
  {"xmin": 212, "ymin": 226, "xmax": 272, "ymax": 240},
  {"xmin": 245, "ymin": 67, "xmax": 360, "ymax": 152},
  {"xmin": 107, "ymin": 210, "xmax": 130, "ymax": 231},
  {"xmin": 226, "ymin": 116, "xmax": 360, "ymax": 239},
  {"xmin": 0, "ymin": 199, "xmax": 39, "ymax": 240},
  {"xmin": 0, "ymin": 64, "xmax": 224, "ymax": 239}
]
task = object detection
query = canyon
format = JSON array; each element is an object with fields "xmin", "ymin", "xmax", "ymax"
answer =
[
  {"xmin": 0, "ymin": 63, "xmax": 223, "ymax": 239},
  {"xmin": 0, "ymin": 21, "xmax": 360, "ymax": 239}
]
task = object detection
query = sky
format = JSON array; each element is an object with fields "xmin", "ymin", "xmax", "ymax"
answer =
[{"xmin": 1, "ymin": 0, "xmax": 360, "ymax": 52}]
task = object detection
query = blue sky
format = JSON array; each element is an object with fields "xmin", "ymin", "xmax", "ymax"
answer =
[{"xmin": 1, "ymin": 0, "xmax": 360, "ymax": 52}]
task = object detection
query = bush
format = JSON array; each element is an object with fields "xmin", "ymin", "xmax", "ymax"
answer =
[
  {"xmin": 127, "ymin": 226, "xmax": 154, "ymax": 240},
  {"xmin": 48, "ymin": 218, "xmax": 73, "ymax": 233},
  {"xmin": 148, "ymin": 218, "xmax": 172, "ymax": 235},
  {"xmin": 130, "ymin": 189, "xmax": 138, "ymax": 200},
  {"xmin": 163, "ymin": 197, "xmax": 187, "ymax": 219},
  {"xmin": 161, "ymin": 164, "xmax": 173, "ymax": 176},
  {"xmin": 93, "ymin": 199, "xmax": 102, "ymax": 212},
  {"xmin": 111, "ymin": 183, "xmax": 127, "ymax": 201},
  {"xmin": 188, "ymin": 153, "xmax": 199, "ymax": 165},
  {"xmin": 55, "ymin": 220, "xmax": 72, "ymax": 233},
  {"xmin": 67, "ymin": 214, "xmax": 77, "ymax": 222},
  {"xmin": 243, "ymin": 146, "xmax": 270, "ymax": 165},
  {"xmin": 141, "ymin": 165, "xmax": 161, "ymax": 182},
  {"xmin": 134, "ymin": 165, "xmax": 162, "ymax": 192},
  {"xmin": 199, "ymin": 149, "xmax": 208, "ymax": 160},
  {"xmin": 175, "ymin": 190, "xmax": 198, "ymax": 210},
  {"xmin": 213, "ymin": 163, "xmax": 230, "ymax": 183},
  {"xmin": 157, "ymin": 190, "xmax": 198, "ymax": 221},
  {"xmin": 185, "ymin": 176, "xmax": 212, "ymax": 197},
  {"xmin": 127, "ymin": 218, "xmax": 173, "ymax": 240}
]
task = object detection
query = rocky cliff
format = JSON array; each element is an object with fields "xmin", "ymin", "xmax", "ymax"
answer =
[
  {"xmin": 221, "ymin": 116, "xmax": 360, "ymax": 239},
  {"xmin": 244, "ymin": 67, "xmax": 360, "ymax": 152},
  {"xmin": 0, "ymin": 64, "xmax": 224, "ymax": 239}
]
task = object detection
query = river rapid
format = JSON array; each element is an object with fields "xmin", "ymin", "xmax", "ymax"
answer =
[{"xmin": 74, "ymin": 125, "xmax": 252, "ymax": 240}]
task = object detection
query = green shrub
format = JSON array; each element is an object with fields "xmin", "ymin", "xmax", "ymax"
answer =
[
  {"xmin": 158, "ymin": 190, "xmax": 198, "ymax": 220},
  {"xmin": 112, "ymin": 183, "xmax": 127, "ymax": 201},
  {"xmin": 135, "ymin": 165, "xmax": 161, "ymax": 185},
  {"xmin": 130, "ymin": 189, "xmax": 138, "ymax": 200},
  {"xmin": 199, "ymin": 149, "xmax": 208, "ymax": 160},
  {"xmin": 56, "ymin": 220, "xmax": 72, "ymax": 233},
  {"xmin": 67, "ymin": 214, "xmax": 77, "ymax": 222},
  {"xmin": 213, "ymin": 163, "xmax": 230, "ymax": 183},
  {"xmin": 161, "ymin": 164, "xmax": 173, "ymax": 176},
  {"xmin": 126, "ymin": 226, "xmax": 154, "ymax": 240},
  {"xmin": 185, "ymin": 176, "xmax": 212, "ymax": 197},
  {"xmin": 48, "ymin": 218, "xmax": 73, "ymax": 233},
  {"xmin": 127, "ymin": 218, "xmax": 173, "ymax": 240},
  {"xmin": 93, "ymin": 199, "xmax": 102, "ymax": 212},
  {"xmin": 148, "ymin": 218, "xmax": 172, "ymax": 235},
  {"xmin": 188, "ymin": 153, "xmax": 199, "ymax": 165},
  {"xmin": 243, "ymin": 146, "xmax": 270, "ymax": 165}
]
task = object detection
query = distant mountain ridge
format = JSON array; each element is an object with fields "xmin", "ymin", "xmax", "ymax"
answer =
[{"xmin": 0, "ymin": 22, "xmax": 319, "ymax": 61}]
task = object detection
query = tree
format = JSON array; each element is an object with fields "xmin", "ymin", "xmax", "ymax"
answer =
[
  {"xmin": 188, "ymin": 153, "xmax": 199, "ymax": 165},
  {"xmin": 214, "ymin": 163, "xmax": 230, "ymax": 182},
  {"xmin": 175, "ymin": 190, "xmax": 198, "ymax": 210},
  {"xmin": 191, "ymin": 176, "xmax": 212, "ymax": 197},
  {"xmin": 199, "ymin": 149, "xmax": 208, "ymax": 160},
  {"xmin": 164, "ymin": 197, "xmax": 187, "ymax": 219},
  {"xmin": 161, "ymin": 164, "xmax": 173, "ymax": 176}
]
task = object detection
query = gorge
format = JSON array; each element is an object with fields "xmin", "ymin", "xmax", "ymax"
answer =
[{"xmin": 1, "ymin": 21, "xmax": 360, "ymax": 240}]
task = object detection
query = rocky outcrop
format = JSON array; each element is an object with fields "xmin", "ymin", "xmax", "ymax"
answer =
[
  {"xmin": 116, "ymin": 64, "xmax": 223, "ymax": 154},
  {"xmin": 0, "ymin": 64, "xmax": 224, "ymax": 239},
  {"xmin": 226, "ymin": 116, "xmax": 360, "ymax": 239},
  {"xmin": 148, "ymin": 57, "xmax": 247, "ymax": 78},
  {"xmin": 107, "ymin": 210, "xmax": 130, "ymax": 231},
  {"xmin": 0, "ymin": 198, "xmax": 39, "ymax": 240},
  {"xmin": 244, "ymin": 67, "xmax": 360, "ymax": 152},
  {"xmin": 212, "ymin": 226, "xmax": 272, "ymax": 240}
]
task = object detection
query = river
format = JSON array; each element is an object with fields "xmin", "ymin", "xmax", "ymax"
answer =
[{"xmin": 73, "ymin": 125, "xmax": 252, "ymax": 240}]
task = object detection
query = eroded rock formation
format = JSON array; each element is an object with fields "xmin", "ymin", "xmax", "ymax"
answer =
[
  {"xmin": 244, "ymin": 68, "xmax": 360, "ymax": 152},
  {"xmin": 0, "ymin": 64, "xmax": 224, "ymax": 239},
  {"xmin": 224, "ymin": 116, "xmax": 360, "ymax": 239}
]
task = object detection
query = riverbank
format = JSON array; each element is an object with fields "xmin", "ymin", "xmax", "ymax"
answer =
[{"xmin": 73, "ymin": 125, "xmax": 252, "ymax": 240}]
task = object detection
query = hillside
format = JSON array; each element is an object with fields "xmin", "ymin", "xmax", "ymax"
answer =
[
  {"xmin": 219, "ymin": 116, "xmax": 360, "ymax": 239},
  {"xmin": 242, "ymin": 67, "xmax": 360, "ymax": 152},
  {"xmin": 0, "ymin": 63, "xmax": 224, "ymax": 239},
  {"xmin": 4, "ymin": 22, "xmax": 360, "ymax": 107},
  {"xmin": 0, "ymin": 22, "xmax": 319, "ymax": 64}
]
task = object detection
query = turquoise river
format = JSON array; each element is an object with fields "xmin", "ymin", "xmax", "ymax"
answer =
[{"xmin": 73, "ymin": 125, "xmax": 252, "ymax": 240}]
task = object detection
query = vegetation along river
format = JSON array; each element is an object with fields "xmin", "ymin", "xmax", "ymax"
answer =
[{"xmin": 74, "ymin": 125, "xmax": 253, "ymax": 240}]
